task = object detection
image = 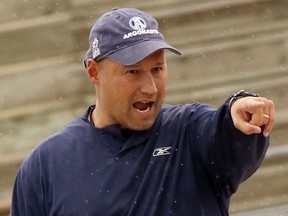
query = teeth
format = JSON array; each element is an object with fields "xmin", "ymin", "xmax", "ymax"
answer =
[
  {"xmin": 136, "ymin": 105, "xmax": 151, "ymax": 112},
  {"xmin": 133, "ymin": 100, "xmax": 153, "ymax": 112}
]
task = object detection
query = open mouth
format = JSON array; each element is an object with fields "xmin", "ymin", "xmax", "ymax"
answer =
[{"xmin": 133, "ymin": 101, "xmax": 153, "ymax": 112}]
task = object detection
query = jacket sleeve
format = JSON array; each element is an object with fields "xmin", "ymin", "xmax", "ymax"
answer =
[
  {"xmin": 191, "ymin": 99, "xmax": 269, "ymax": 197},
  {"xmin": 10, "ymin": 155, "xmax": 46, "ymax": 216}
]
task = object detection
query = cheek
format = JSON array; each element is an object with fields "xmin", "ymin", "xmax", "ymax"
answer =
[
  {"xmin": 107, "ymin": 81, "xmax": 133, "ymax": 103},
  {"xmin": 157, "ymin": 77, "xmax": 168, "ymax": 93}
]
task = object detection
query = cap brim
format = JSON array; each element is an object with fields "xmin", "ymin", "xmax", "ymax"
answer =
[{"xmin": 107, "ymin": 40, "xmax": 181, "ymax": 66}]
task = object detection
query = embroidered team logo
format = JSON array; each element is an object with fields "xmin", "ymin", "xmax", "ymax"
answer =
[
  {"xmin": 153, "ymin": 146, "xmax": 172, "ymax": 157},
  {"xmin": 123, "ymin": 16, "xmax": 159, "ymax": 39},
  {"xmin": 92, "ymin": 37, "xmax": 100, "ymax": 59},
  {"xmin": 129, "ymin": 16, "xmax": 147, "ymax": 30}
]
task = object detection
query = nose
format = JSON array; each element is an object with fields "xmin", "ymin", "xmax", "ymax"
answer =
[{"xmin": 140, "ymin": 73, "xmax": 158, "ymax": 95}]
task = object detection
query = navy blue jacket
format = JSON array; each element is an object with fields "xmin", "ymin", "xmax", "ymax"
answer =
[{"xmin": 10, "ymin": 101, "xmax": 269, "ymax": 216}]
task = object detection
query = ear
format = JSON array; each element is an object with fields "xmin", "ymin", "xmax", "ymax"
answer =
[{"xmin": 86, "ymin": 59, "xmax": 100, "ymax": 84}]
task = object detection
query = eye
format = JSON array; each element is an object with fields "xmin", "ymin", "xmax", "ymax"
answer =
[
  {"xmin": 126, "ymin": 69, "xmax": 138, "ymax": 75},
  {"xmin": 152, "ymin": 67, "xmax": 163, "ymax": 73},
  {"xmin": 124, "ymin": 69, "xmax": 140, "ymax": 80}
]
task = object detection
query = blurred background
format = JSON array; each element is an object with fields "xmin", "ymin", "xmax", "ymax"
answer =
[{"xmin": 0, "ymin": 0, "xmax": 288, "ymax": 215}]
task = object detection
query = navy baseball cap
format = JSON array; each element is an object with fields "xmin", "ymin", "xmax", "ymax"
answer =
[{"xmin": 83, "ymin": 8, "xmax": 181, "ymax": 67}]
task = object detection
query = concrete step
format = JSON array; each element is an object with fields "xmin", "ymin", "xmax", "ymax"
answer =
[
  {"xmin": 166, "ymin": 28, "xmax": 288, "ymax": 88},
  {"xmin": 0, "ymin": 94, "xmax": 93, "ymax": 154},
  {"xmin": 230, "ymin": 159, "xmax": 288, "ymax": 213},
  {"xmin": 0, "ymin": 53, "xmax": 91, "ymax": 110},
  {"xmin": 168, "ymin": 15, "xmax": 288, "ymax": 47},
  {"xmin": 0, "ymin": 0, "xmax": 71, "ymax": 25},
  {"xmin": 166, "ymin": 63, "xmax": 288, "ymax": 109},
  {"xmin": 0, "ymin": 12, "xmax": 76, "ymax": 65},
  {"xmin": 231, "ymin": 203, "xmax": 288, "ymax": 216}
]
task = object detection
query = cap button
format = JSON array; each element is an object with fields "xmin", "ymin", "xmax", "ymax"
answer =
[{"xmin": 112, "ymin": 8, "xmax": 119, "ymax": 10}]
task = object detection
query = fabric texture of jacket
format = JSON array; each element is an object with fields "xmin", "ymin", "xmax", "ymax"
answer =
[{"xmin": 10, "ymin": 101, "xmax": 269, "ymax": 216}]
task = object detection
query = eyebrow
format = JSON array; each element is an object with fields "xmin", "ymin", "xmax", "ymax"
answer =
[{"xmin": 127, "ymin": 59, "xmax": 165, "ymax": 68}]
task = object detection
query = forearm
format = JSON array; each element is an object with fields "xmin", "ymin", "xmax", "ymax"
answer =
[{"xmin": 193, "ymin": 100, "xmax": 269, "ymax": 196}]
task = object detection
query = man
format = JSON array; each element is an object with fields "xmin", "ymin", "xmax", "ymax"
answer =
[{"xmin": 10, "ymin": 8, "xmax": 275, "ymax": 216}]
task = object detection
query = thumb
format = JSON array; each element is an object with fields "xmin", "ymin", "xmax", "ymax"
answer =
[{"xmin": 236, "ymin": 116, "xmax": 262, "ymax": 135}]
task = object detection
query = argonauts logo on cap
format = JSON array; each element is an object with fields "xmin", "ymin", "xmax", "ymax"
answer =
[
  {"xmin": 129, "ymin": 16, "xmax": 147, "ymax": 30},
  {"xmin": 123, "ymin": 16, "xmax": 159, "ymax": 40}
]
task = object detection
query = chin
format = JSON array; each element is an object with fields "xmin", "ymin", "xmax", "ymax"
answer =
[{"xmin": 128, "ymin": 121, "xmax": 154, "ymax": 131}]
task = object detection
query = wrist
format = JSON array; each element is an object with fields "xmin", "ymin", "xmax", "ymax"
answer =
[{"xmin": 228, "ymin": 90, "xmax": 259, "ymax": 110}]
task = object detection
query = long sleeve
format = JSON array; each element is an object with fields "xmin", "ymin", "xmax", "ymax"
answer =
[
  {"xmin": 191, "ymin": 101, "xmax": 269, "ymax": 197},
  {"xmin": 10, "ymin": 155, "xmax": 46, "ymax": 216}
]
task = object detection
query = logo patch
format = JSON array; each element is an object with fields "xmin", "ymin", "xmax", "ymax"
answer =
[
  {"xmin": 92, "ymin": 37, "xmax": 100, "ymax": 59},
  {"xmin": 129, "ymin": 16, "xmax": 147, "ymax": 30},
  {"xmin": 153, "ymin": 146, "xmax": 172, "ymax": 157},
  {"xmin": 123, "ymin": 16, "xmax": 159, "ymax": 40}
]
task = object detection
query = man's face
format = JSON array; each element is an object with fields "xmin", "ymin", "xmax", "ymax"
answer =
[{"xmin": 95, "ymin": 50, "xmax": 168, "ymax": 130}]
